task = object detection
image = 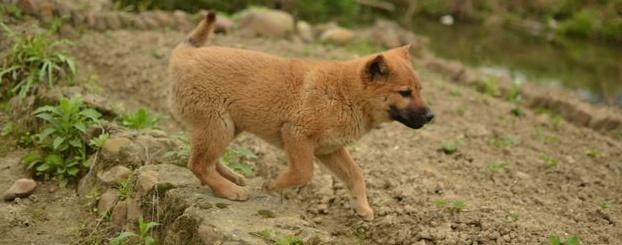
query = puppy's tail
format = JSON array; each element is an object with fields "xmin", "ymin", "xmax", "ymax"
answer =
[{"xmin": 186, "ymin": 11, "xmax": 216, "ymax": 47}]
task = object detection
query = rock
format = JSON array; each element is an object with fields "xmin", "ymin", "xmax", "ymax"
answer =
[
  {"xmin": 37, "ymin": 0, "xmax": 55, "ymax": 23},
  {"xmin": 17, "ymin": 0, "xmax": 39, "ymax": 15},
  {"xmin": 136, "ymin": 170, "xmax": 158, "ymax": 195},
  {"xmin": 58, "ymin": 24, "xmax": 78, "ymax": 39},
  {"xmin": 126, "ymin": 197, "xmax": 142, "ymax": 224},
  {"xmin": 85, "ymin": 11, "xmax": 97, "ymax": 28},
  {"xmin": 104, "ymin": 13, "xmax": 122, "ymax": 30},
  {"xmin": 102, "ymin": 137, "xmax": 132, "ymax": 156},
  {"xmin": 238, "ymin": 8, "xmax": 294, "ymax": 38},
  {"xmin": 296, "ymin": 21, "xmax": 313, "ymax": 42},
  {"xmin": 111, "ymin": 200, "xmax": 128, "ymax": 227},
  {"xmin": 320, "ymin": 27, "xmax": 354, "ymax": 45},
  {"xmin": 97, "ymin": 189, "xmax": 118, "ymax": 216},
  {"xmin": 440, "ymin": 15, "xmax": 454, "ymax": 26},
  {"xmin": 3, "ymin": 179, "xmax": 37, "ymax": 201},
  {"xmin": 141, "ymin": 12, "xmax": 159, "ymax": 29},
  {"xmin": 136, "ymin": 164, "xmax": 199, "ymax": 196},
  {"xmin": 117, "ymin": 12, "xmax": 134, "ymax": 28},
  {"xmin": 98, "ymin": 165, "xmax": 132, "ymax": 185},
  {"xmin": 215, "ymin": 15, "xmax": 234, "ymax": 34},
  {"xmin": 153, "ymin": 10, "xmax": 173, "ymax": 27}
]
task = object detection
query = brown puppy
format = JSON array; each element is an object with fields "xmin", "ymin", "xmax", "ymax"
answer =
[{"xmin": 169, "ymin": 12, "xmax": 433, "ymax": 221}]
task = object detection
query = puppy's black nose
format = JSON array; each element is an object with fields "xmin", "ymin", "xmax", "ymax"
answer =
[{"xmin": 425, "ymin": 110, "xmax": 435, "ymax": 123}]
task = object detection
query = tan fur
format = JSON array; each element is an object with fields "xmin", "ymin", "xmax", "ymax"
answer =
[{"xmin": 169, "ymin": 12, "xmax": 430, "ymax": 221}]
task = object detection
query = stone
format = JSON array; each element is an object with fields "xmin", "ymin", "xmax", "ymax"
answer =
[
  {"xmin": 104, "ymin": 13, "xmax": 122, "ymax": 30},
  {"xmin": 37, "ymin": 0, "xmax": 55, "ymax": 23},
  {"xmin": 117, "ymin": 12, "xmax": 134, "ymax": 28},
  {"xmin": 215, "ymin": 15, "xmax": 234, "ymax": 34},
  {"xmin": 141, "ymin": 12, "xmax": 159, "ymax": 29},
  {"xmin": 111, "ymin": 200, "xmax": 128, "ymax": 227},
  {"xmin": 102, "ymin": 137, "xmax": 132, "ymax": 156},
  {"xmin": 3, "ymin": 179, "xmax": 37, "ymax": 201},
  {"xmin": 126, "ymin": 197, "xmax": 142, "ymax": 224},
  {"xmin": 136, "ymin": 170, "xmax": 158, "ymax": 195},
  {"xmin": 153, "ymin": 10, "xmax": 173, "ymax": 27},
  {"xmin": 17, "ymin": 0, "xmax": 39, "ymax": 15},
  {"xmin": 238, "ymin": 8, "xmax": 294, "ymax": 38},
  {"xmin": 94, "ymin": 14, "xmax": 108, "ymax": 30},
  {"xmin": 296, "ymin": 21, "xmax": 313, "ymax": 42},
  {"xmin": 320, "ymin": 27, "xmax": 354, "ymax": 45},
  {"xmin": 97, "ymin": 189, "xmax": 118, "ymax": 216},
  {"xmin": 98, "ymin": 165, "xmax": 132, "ymax": 185}
]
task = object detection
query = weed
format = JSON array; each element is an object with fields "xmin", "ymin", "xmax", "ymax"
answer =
[
  {"xmin": 345, "ymin": 40, "xmax": 382, "ymax": 55},
  {"xmin": 0, "ymin": 4, "xmax": 24, "ymax": 21},
  {"xmin": 23, "ymin": 96, "xmax": 102, "ymax": 186},
  {"xmin": 89, "ymin": 132, "xmax": 109, "ymax": 149},
  {"xmin": 449, "ymin": 89, "xmax": 462, "ymax": 97},
  {"xmin": 110, "ymin": 216, "xmax": 159, "ymax": 245},
  {"xmin": 586, "ymin": 149, "xmax": 602, "ymax": 158},
  {"xmin": 164, "ymin": 132, "xmax": 190, "ymax": 162},
  {"xmin": 492, "ymin": 134, "xmax": 516, "ymax": 148},
  {"xmin": 221, "ymin": 147, "xmax": 257, "ymax": 176},
  {"xmin": 120, "ymin": 108, "xmax": 158, "ymax": 129},
  {"xmin": 506, "ymin": 82, "xmax": 522, "ymax": 103},
  {"xmin": 507, "ymin": 212, "xmax": 519, "ymax": 222},
  {"xmin": 438, "ymin": 138, "xmax": 462, "ymax": 155},
  {"xmin": 481, "ymin": 77, "xmax": 500, "ymax": 97},
  {"xmin": 548, "ymin": 234, "xmax": 580, "ymax": 245},
  {"xmin": 251, "ymin": 229, "xmax": 303, "ymax": 245},
  {"xmin": 117, "ymin": 176, "xmax": 134, "ymax": 200},
  {"xmin": 598, "ymin": 201, "xmax": 610, "ymax": 210},
  {"xmin": 510, "ymin": 107, "xmax": 523, "ymax": 117},
  {"xmin": 1, "ymin": 121, "xmax": 16, "ymax": 136},
  {"xmin": 542, "ymin": 155, "xmax": 559, "ymax": 168},
  {"xmin": 488, "ymin": 160, "xmax": 507, "ymax": 173},
  {"xmin": 433, "ymin": 199, "xmax": 465, "ymax": 214},
  {"xmin": 0, "ymin": 24, "xmax": 75, "ymax": 98}
]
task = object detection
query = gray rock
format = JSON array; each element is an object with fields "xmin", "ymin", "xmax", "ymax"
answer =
[
  {"xmin": 136, "ymin": 169, "xmax": 158, "ymax": 195},
  {"xmin": 136, "ymin": 164, "xmax": 199, "ymax": 196},
  {"xmin": 320, "ymin": 27, "xmax": 354, "ymax": 45},
  {"xmin": 102, "ymin": 137, "xmax": 132, "ymax": 156},
  {"xmin": 296, "ymin": 21, "xmax": 313, "ymax": 42},
  {"xmin": 111, "ymin": 200, "xmax": 128, "ymax": 227},
  {"xmin": 238, "ymin": 8, "xmax": 294, "ymax": 38},
  {"xmin": 3, "ymin": 178, "xmax": 37, "ymax": 201},
  {"xmin": 97, "ymin": 189, "xmax": 118, "ymax": 216},
  {"xmin": 98, "ymin": 165, "xmax": 132, "ymax": 185}
]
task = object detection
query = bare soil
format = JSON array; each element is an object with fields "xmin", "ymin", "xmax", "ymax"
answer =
[{"xmin": 1, "ymin": 18, "xmax": 621, "ymax": 245}]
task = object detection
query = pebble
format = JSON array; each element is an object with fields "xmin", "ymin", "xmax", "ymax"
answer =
[{"xmin": 3, "ymin": 178, "xmax": 37, "ymax": 201}]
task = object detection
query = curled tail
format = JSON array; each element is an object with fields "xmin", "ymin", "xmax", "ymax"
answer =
[{"xmin": 186, "ymin": 11, "xmax": 216, "ymax": 47}]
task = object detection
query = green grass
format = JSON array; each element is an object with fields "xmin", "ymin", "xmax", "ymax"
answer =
[
  {"xmin": 110, "ymin": 216, "xmax": 159, "ymax": 245},
  {"xmin": 251, "ymin": 229, "xmax": 303, "ymax": 245},
  {"xmin": 432, "ymin": 199, "xmax": 465, "ymax": 214},
  {"xmin": 345, "ymin": 40, "xmax": 382, "ymax": 55},
  {"xmin": 548, "ymin": 234, "xmax": 580, "ymax": 245},
  {"xmin": 221, "ymin": 147, "xmax": 257, "ymax": 176},
  {"xmin": 481, "ymin": 77, "xmax": 501, "ymax": 97},
  {"xmin": 492, "ymin": 134, "xmax": 517, "ymax": 148},
  {"xmin": 89, "ymin": 132, "xmax": 109, "ymax": 148},
  {"xmin": 120, "ymin": 108, "xmax": 158, "ymax": 129},
  {"xmin": 0, "ymin": 23, "xmax": 75, "ymax": 98},
  {"xmin": 438, "ymin": 138, "xmax": 462, "ymax": 155},
  {"xmin": 488, "ymin": 160, "xmax": 507, "ymax": 173},
  {"xmin": 542, "ymin": 155, "xmax": 559, "ymax": 168},
  {"xmin": 117, "ymin": 176, "xmax": 134, "ymax": 200},
  {"xmin": 23, "ymin": 96, "xmax": 103, "ymax": 186}
]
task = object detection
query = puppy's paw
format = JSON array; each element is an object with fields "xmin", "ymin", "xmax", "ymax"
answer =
[
  {"xmin": 213, "ymin": 185, "xmax": 249, "ymax": 201},
  {"xmin": 351, "ymin": 200, "xmax": 374, "ymax": 221}
]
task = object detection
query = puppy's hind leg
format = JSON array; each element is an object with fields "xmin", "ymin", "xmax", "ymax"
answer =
[
  {"xmin": 317, "ymin": 147, "xmax": 373, "ymax": 221},
  {"xmin": 187, "ymin": 117, "xmax": 248, "ymax": 201}
]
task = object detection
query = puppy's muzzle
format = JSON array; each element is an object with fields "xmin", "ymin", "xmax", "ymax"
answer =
[{"xmin": 389, "ymin": 106, "xmax": 434, "ymax": 129}]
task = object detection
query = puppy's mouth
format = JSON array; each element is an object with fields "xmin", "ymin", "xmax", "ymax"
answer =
[{"xmin": 388, "ymin": 106, "xmax": 430, "ymax": 129}]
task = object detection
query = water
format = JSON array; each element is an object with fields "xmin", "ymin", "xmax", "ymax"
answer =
[{"xmin": 411, "ymin": 19, "xmax": 622, "ymax": 107}]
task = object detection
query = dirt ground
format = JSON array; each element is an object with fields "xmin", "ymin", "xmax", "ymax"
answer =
[{"xmin": 1, "ymin": 16, "xmax": 621, "ymax": 245}]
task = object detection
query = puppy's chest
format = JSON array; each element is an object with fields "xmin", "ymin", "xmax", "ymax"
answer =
[{"xmin": 315, "ymin": 125, "xmax": 365, "ymax": 154}]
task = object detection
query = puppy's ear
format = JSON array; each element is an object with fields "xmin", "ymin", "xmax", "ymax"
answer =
[
  {"xmin": 364, "ymin": 55, "xmax": 389, "ymax": 81},
  {"xmin": 392, "ymin": 44, "xmax": 411, "ymax": 59}
]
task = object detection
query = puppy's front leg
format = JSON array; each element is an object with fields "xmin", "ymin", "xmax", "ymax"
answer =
[
  {"xmin": 317, "ymin": 147, "xmax": 373, "ymax": 221},
  {"xmin": 265, "ymin": 124, "xmax": 315, "ymax": 191}
]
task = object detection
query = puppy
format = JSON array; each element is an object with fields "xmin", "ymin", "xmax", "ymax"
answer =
[{"xmin": 169, "ymin": 12, "xmax": 433, "ymax": 221}]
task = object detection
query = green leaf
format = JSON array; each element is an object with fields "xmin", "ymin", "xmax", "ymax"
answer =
[
  {"xmin": 110, "ymin": 231, "xmax": 137, "ymax": 245},
  {"xmin": 36, "ymin": 163, "xmax": 50, "ymax": 172},
  {"xmin": 144, "ymin": 236, "xmax": 156, "ymax": 245},
  {"xmin": 73, "ymin": 121, "xmax": 86, "ymax": 133},
  {"xmin": 44, "ymin": 153, "xmax": 63, "ymax": 166},
  {"xmin": 68, "ymin": 167, "xmax": 79, "ymax": 176},
  {"xmin": 37, "ymin": 127, "xmax": 56, "ymax": 141},
  {"xmin": 33, "ymin": 105, "xmax": 56, "ymax": 114},
  {"xmin": 548, "ymin": 235, "xmax": 561, "ymax": 245},
  {"xmin": 79, "ymin": 108, "xmax": 102, "ymax": 121},
  {"xmin": 52, "ymin": 137, "xmax": 65, "ymax": 150},
  {"xmin": 566, "ymin": 236, "xmax": 580, "ymax": 245}
]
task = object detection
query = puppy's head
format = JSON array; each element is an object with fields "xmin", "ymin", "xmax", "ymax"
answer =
[{"xmin": 359, "ymin": 45, "xmax": 433, "ymax": 129}]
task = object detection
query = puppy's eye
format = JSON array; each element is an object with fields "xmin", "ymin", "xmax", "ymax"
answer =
[{"xmin": 398, "ymin": 89, "xmax": 412, "ymax": 98}]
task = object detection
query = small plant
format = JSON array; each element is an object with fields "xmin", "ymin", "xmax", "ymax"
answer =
[
  {"xmin": 120, "ymin": 108, "xmax": 158, "ymax": 129},
  {"xmin": 438, "ymin": 138, "xmax": 462, "ymax": 155},
  {"xmin": 0, "ymin": 23, "xmax": 75, "ymax": 98},
  {"xmin": 548, "ymin": 234, "xmax": 580, "ymax": 245},
  {"xmin": 251, "ymin": 229, "xmax": 303, "ymax": 245},
  {"xmin": 221, "ymin": 147, "xmax": 257, "ymax": 176},
  {"xmin": 542, "ymin": 155, "xmax": 559, "ymax": 168},
  {"xmin": 1, "ymin": 121, "xmax": 16, "ymax": 136},
  {"xmin": 506, "ymin": 82, "xmax": 522, "ymax": 103},
  {"xmin": 433, "ymin": 199, "xmax": 465, "ymax": 214},
  {"xmin": 586, "ymin": 149, "xmax": 602, "ymax": 158},
  {"xmin": 345, "ymin": 40, "xmax": 382, "ymax": 55},
  {"xmin": 164, "ymin": 132, "xmax": 190, "ymax": 163},
  {"xmin": 598, "ymin": 201, "xmax": 610, "ymax": 210},
  {"xmin": 488, "ymin": 160, "xmax": 506, "ymax": 173},
  {"xmin": 492, "ymin": 134, "xmax": 516, "ymax": 148},
  {"xmin": 24, "ymin": 96, "xmax": 102, "ymax": 186},
  {"xmin": 481, "ymin": 77, "xmax": 500, "ymax": 97},
  {"xmin": 117, "ymin": 176, "xmax": 134, "ymax": 200},
  {"xmin": 507, "ymin": 212, "xmax": 519, "ymax": 222},
  {"xmin": 110, "ymin": 216, "xmax": 159, "ymax": 245},
  {"xmin": 89, "ymin": 132, "xmax": 109, "ymax": 148},
  {"xmin": 510, "ymin": 107, "xmax": 523, "ymax": 117}
]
